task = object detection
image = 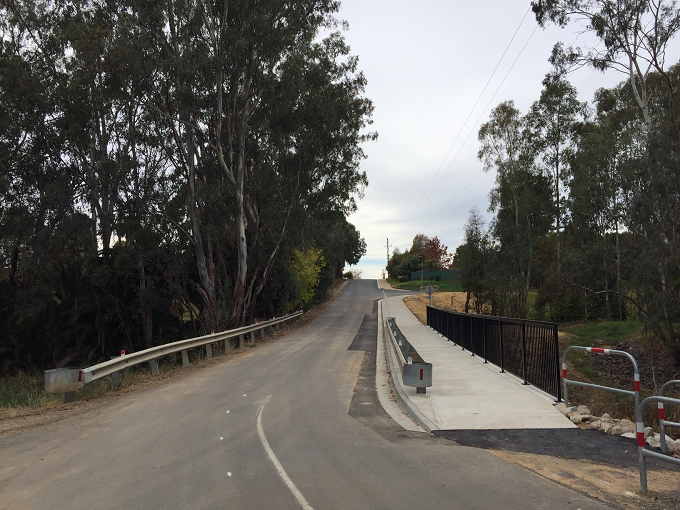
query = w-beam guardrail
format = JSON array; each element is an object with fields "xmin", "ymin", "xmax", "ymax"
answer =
[
  {"xmin": 45, "ymin": 311, "xmax": 303, "ymax": 400},
  {"xmin": 426, "ymin": 306, "xmax": 561, "ymax": 400},
  {"xmin": 658, "ymin": 380, "xmax": 680, "ymax": 454},
  {"xmin": 562, "ymin": 346, "xmax": 640, "ymax": 410},
  {"xmin": 636, "ymin": 395, "xmax": 680, "ymax": 493}
]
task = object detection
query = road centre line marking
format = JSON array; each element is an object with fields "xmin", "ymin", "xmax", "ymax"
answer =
[{"xmin": 256, "ymin": 395, "xmax": 314, "ymax": 510}]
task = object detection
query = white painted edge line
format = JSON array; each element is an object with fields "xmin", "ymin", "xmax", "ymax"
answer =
[{"xmin": 256, "ymin": 395, "xmax": 314, "ymax": 510}]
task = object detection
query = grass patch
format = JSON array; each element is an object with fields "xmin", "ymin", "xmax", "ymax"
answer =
[
  {"xmin": 389, "ymin": 279, "xmax": 463, "ymax": 292},
  {"xmin": 559, "ymin": 321, "xmax": 643, "ymax": 346}
]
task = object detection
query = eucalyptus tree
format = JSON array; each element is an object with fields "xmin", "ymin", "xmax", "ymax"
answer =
[
  {"xmin": 531, "ymin": 0, "xmax": 680, "ymax": 129},
  {"xmin": 527, "ymin": 51, "xmax": 587, "ymax": 276},
  {"xmin": 478, "ymin": 101, "xmax": 554, "ymax": 316},
  {"xmin": 455, "ymin": 208, "xmax": 490, "ymax": 314},
  {"xmin": 138, "ymin": 0, "xmax": 372, "ymax": 326}
]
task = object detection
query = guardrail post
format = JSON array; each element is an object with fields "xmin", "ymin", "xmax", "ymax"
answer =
[
  {"xmin": 250, "ymin": 331, "xmax": 255, "ymax": 344},
  {"xmin": 239, "ymin": 334, "xmax": 244, "ymax": 348},
  {"xmin": 149, "ymin": 359, "xmax": 159, "ymax": 375},
  {"xmin": 260, "ymin": 327, "xmax": 265, "ymax": 340},
  {"xmin": 276, "ymin": 323, "xmax": 280, "ymax": 331},
  {"xmin": 206, "ymin": 343, "xmax": 213, "ymax": 359},
  {"xmin": 521, "ymin": 322, "xmax": 528, "ymax": 385},
  {"xmin": 64, "ymin": 391, "xmax": 76, "ymax": 403},
  {"xmin": 181, "ymin": 349, "xmax": 190, "ymax": 367},
  {"xmin": 224, "ymin": 338, "xmax": 232, "ymax": 352},
  {"xmin": 110, "ymin": 356, "xmax": 122, "ymax": 388}
]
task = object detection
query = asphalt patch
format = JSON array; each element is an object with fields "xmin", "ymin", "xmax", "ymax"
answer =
[{"xmin": 434, "ymin": 428, "xmax": 680, "ymax": 471}]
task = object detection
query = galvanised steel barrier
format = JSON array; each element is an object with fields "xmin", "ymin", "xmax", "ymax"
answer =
[
  {"xmin": 45, "ymin": 311, "xmax": 303, "ymax": 400},
  {"xmin": 636, "ymin": 395, "xmax": 680, "ymax": 493},
  {"xmin": 562, "ymin": 346, "xmax": 640, "ymax": 411},
  {"xmin": 658, "ymin": 380, "xmax": 680, "ymax": 454},
  {"xmin": 426, "ymin": 306, "xmax": 561, "ymax": 400}
]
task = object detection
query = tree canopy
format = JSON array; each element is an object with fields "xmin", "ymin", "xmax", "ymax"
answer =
[{"xmin": 0, "ymin": 0, "xmax": 372, "ymax": 373}]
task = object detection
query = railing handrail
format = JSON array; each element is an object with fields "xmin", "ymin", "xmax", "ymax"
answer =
[
  {"xmin": 562, "ymin": 346, "xmax": 640, "ymax": 410},
  {"xmin": 426, "ymin": 305, "xmax": 561, "ymax": 400},
  {"xmin": 658, "ymin": 380, "xmax": 680, "ymax": 454},
  {"xmin": 426, "ymin": 305, "xmax": 558, "ymax": 327},
  {"xmin": 80, "ymin": 312, "xmax": 303, "ymax": 383},
  {"xmin": 635, "ymin": 395, "xmax": 680, "ymax": 493}
]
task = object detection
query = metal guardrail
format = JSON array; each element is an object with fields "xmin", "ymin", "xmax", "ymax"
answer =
[
  {"xmin": 636, "ymin": 395, "xmax": 680, "ymax": 493},
  {"xmin": 45, "ymin": 312, "xmax": 303, "ymax": 397},
  {"xmin": 426, "ymin": 306, "xmax": 561, "ymax": 400},
  {"xmin": 384, "ymin": 316, "xmax": 432, "ymax": 393},
  {"xmin": 658, "ymin": 380, "xmax": 680, "ymax": 454},
  {"xmin": 562, "ymin": 346, "xmax": 640, "ymax": 410}
]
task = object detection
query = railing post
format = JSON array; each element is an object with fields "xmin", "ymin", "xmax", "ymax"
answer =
[
  {"xmin": 460, "ymin": 315, "xmax": 465, "ymax": 351},
  {"xmin": 521, "ymin": 322, "xmax": 528, "ymax": 385},
  {"xmin": 181, "ymin": 349, "xmax": 190, "ymax": 367},
  {"xmin": 250, "ymin": 331, "xmax": 255, "ymax": 344},
  {"xmin": 206, "ymin": 343, "xmax": 213, "ymax": 359},
  {"xmin": 239, "ymin": 334, "xmax": 245, "ymax": 348},
  {"xmin": 483, "ymin": 317, "xmax": 487, "ymax": 363},
  {"xmin": 149, "ymin": 359, "xmax": 159, "ymax": 375},
  {"xmin": 469, "ymin": 316, "xmax": 474, "ymax": 357},
  {"xmin": 499, "ymin": 317, "xmax": 505, "ymax": 373},
  {"xmin": 553, "ymin": 323, "xmax": 561, "ymax": 402}
]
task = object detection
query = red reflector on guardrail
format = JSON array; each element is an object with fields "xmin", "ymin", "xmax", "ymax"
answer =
[
  {"xmin": 637, "ymin": 432, "xmax": 645, "ymax": 447},
  {"xmin": 659, "ymin": 403, "xmax": 665, "ymax": 420},
  {"xmin": 78, "ymin": 371, "xmax": 82, "ymax": 382},
  {"xmin": 420, "ymin": 369, "xmax": 423, "ymax": 380}
]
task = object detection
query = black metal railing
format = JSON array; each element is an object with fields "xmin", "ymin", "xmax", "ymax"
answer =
[{"xmin": 426, "ymin": 305, "xmax": 561, "ymax": 400}]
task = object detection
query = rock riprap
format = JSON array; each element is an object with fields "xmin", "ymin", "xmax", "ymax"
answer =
[{"xmin": 554, "ymin": 403, "xmax": 680, "ymax": 457}]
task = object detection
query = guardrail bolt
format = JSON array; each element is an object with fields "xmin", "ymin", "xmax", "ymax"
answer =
[{"xmin": 181, "ymin": 349, "xmax": 190, "ymax": 367}]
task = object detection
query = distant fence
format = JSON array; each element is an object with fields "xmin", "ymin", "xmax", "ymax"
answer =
[
  {"xmin": 426, "ymin": 305, "xmax": 561, "ymax": 400},
  {"xmin": 409, "ymin": 269, "xmax": 460, "ymax": 281}
]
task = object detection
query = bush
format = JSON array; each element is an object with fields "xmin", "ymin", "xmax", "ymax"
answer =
[{"xmin": 343, "ymin": 271, "xmax": 353, "ymax": 279}]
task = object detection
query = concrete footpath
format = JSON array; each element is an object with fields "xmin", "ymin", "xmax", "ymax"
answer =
[{"xmin": 381, "ymin": 294, "xmax": 575, "ymax": 431}]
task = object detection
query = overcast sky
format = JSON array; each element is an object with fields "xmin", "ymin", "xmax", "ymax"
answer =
[{"xmin": 337, "ymin": 0, "xmax": 679, "ymax": 279}]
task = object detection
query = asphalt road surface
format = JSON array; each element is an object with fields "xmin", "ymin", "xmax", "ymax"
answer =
[{"xmin": 0, "ymin": 280, "xmax": 612, "ymax": 509}]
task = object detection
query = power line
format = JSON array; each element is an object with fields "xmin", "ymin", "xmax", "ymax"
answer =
[
  {"xmin": 398, "ymin": 7, "xmax": 532, "ymax": 237},
  {"xmin": 421, "ymin": 24, "xmax": 540, "ymax": 231}
]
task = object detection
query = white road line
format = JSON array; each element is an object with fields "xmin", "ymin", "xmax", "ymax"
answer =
[{"xmin": 256, "ymin": 395, "xmax": 314, "ymax": 510}]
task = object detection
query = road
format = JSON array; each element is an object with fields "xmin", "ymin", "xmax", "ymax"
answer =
[{"xmin": 0, "ymin": 280, "xmax": 610, "ymax": 509}]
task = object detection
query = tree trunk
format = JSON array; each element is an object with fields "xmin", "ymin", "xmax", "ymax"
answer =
[
  {"xmin": 187, "ymin": 133, "xmax": 216, "ymax": 322},
  {"xmin": 137, "ymin": 250, "xmax": 153, "ymax": 349},
  {"xmin": 616, "ymin": 222, "xmax": 623, "ymax": 320}
]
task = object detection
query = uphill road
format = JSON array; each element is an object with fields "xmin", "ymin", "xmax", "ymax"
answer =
[{"xmin": 0, "ymin": 279, "xmax": 610, "ymax": 509}]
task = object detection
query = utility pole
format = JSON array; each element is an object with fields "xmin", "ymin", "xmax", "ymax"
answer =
[
  {"xmin": 385, "ymin": 237, "xmax": 389, "ymax": 276},
  {"xmin": 421, "ymin": 256, "xmax": 424, "ymax": 291}
]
